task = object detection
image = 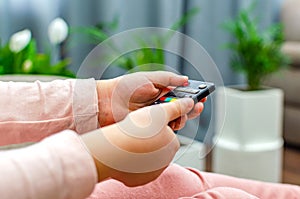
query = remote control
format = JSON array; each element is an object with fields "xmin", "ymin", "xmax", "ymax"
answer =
[{"xmin": 153, "ymin": 80, "xmax": 215, "ymax": 104}]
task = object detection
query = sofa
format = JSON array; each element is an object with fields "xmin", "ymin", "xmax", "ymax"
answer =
[{"xmin": 264, "ymin": 0, "xmax": 300, "ymax": 147}]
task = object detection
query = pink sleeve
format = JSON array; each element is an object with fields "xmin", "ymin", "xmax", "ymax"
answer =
[
  {"xmin": 0, "ymin": 79, "xmax": 99, "ymax": 146},
  {"xmin": 0, "ymin": 130, "xmax": 98, "ymax": 199}
]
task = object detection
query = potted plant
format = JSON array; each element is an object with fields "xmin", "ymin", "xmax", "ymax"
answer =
[
  {"xmin": 70, "ymin": 7, "xmax": 200, "ymax": 73},
  {"xmin": 0, "ymin": 17, "xmax": 75, "ymax": 82},
  {"xmin": 212, "ymin": 6, "xmax": 289, "ymax": 182}
]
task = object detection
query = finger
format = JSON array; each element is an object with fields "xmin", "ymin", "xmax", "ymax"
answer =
[
  {"xmin": 160, "ymin": 87, "xmax": 172, "ymax": 96},
  {"xmin": 200, "ymin": 97, "xmax": 207, "ymax": 103},
  {"xmin": 187, "ymin": 102, "xmax": 204, "ymax": 120},
  {"xmin": 141, "ymin": 71, "xmax": 188, "ymax": 88},
  {"xmin": 161, "ymin": 98, "xmax": 194, "ymax": 122},
  {"xmin": 173, "ymin": 115, "xmax": 188, "ymax": 130},
  {"xmin": 168, "ymin": 121, "xmax": 176, "ymax": 130}
]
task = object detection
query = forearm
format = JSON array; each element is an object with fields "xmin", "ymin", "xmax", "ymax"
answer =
[
  {"xmin": 0, "ymin": 79, "xmax": 98, "ymax": 145},
  {"xmin": 0, "ymin": 130, "xmax": 97, "ymax": 199}
]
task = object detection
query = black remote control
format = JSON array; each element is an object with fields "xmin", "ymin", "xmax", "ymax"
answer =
[{"xmin": 153, "ymin": 80, "xmax": 215, "ymax": 104}]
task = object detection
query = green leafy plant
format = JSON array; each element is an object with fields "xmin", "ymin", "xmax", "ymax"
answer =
[
  {"xmin": 71, "ymin": 7, "xmax": 200, "ymax": 72},
  {"xmin": 0, "ymin": 18, "xmax": 75, "ymax": 77},
  {"xmin": 223, "ymin": 5, "xmax": 289, "ymax": 90}
]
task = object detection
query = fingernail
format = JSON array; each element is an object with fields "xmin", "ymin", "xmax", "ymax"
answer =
[
  {"xmin": 183, "ymin": 82, "xmax": 189, "ymax": 86},
  {"xmin": 181, "ymin": 76, "xmax": 189, "ymax": 86}
]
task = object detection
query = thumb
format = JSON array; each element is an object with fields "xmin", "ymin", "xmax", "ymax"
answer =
[
  {"xmin": 143, "ymin": 71, "xmax": 188, "ymax": 87},
  {"xmin": 161, "ymin": 98, "xmax": 194, "ymax": 122}
]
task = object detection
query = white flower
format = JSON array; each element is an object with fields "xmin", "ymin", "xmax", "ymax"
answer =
[
  {"xmin": 9, "ymin": 29, "xmax": 31, "ymax": 53},
  {"xmin": 48, "ymin": 17, "xmax": 68, "ymax": 45},
  {"xmin": 22, "ymin": 59, "xmax": 33, "ymax": 72}
]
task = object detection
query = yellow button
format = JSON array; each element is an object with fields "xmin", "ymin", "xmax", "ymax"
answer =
[{"xmin": 170, "ymin": 98, "xmax": 177, "ymax": 102}]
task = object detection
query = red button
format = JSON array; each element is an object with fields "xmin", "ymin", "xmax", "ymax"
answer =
[{"xmin": 160, "ymin": 96, "xmax": 167, "ymax": 101}]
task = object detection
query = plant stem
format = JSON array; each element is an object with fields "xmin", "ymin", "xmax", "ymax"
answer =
[
  {"xmin": 247, "ymin": 72, "xmax": 261, "ymax": 90},
  {"xmin": 13, "ymin": 53, "xmax": 22, "ymax": 73}
]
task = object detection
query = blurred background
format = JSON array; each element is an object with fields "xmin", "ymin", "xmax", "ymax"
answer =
[
  {"xmin": 2, "ymin": 0, "xmax": 300, "ymax": 186},
  {"xmin": 0, "ymin": 0, "xmax": 280, "ymax": 139},
  {"xmin": 0, "ymin": 0, "xmax": 280, "ymax": 82}
]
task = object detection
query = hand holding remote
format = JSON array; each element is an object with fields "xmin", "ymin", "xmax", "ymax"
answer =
[
  {"xmin": 154, "ymin": 80, "xmax": 215, "ymax": 105},
  {"xmin": 153, "ymin": 80, "xmax": 215, "ymax": 130}
]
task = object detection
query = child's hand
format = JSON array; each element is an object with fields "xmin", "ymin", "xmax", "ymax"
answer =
[{"xmin": 82, "ymin": 97, "xmax": 194, "ymax": 186}]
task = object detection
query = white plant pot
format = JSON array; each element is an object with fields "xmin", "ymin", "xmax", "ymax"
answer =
[
  {"xmin": 213, "ymin": 139, "xmax": 283, "ymax": 182},
  {"xmin": 212, "ymin": 86, "xmax": 284, "ymax": 182}
]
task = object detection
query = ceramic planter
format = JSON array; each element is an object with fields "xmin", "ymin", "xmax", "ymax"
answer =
[{"xmin": 212, "ymin": 86, "xmax": 284, "ymax": 182}]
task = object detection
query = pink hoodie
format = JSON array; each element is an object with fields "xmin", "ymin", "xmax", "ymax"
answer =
[{"xmin": 0, "ymin": 79, "xmax": 299, "ymax": 199}]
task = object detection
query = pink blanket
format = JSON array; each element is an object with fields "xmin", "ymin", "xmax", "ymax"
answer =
[{"xmin": 89, "ymin": 164, "xmax": 300, "ymax": 199}]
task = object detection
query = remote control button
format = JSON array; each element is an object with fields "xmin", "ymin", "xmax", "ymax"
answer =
[
  {"xmin": 184, "ymin": 94, "xmax": 193, "ymax": 98},
  {"xmin": 198, "ymin": 84, "xmax": 207, "ymax": 89},
  {"xmin": 174, "ymin": 87, "xmax": 199, "ymax": 94},
  {"xmin": 175, "ymin": 92, "xmax": 186, "ymax": 98},
  {"xmin": 160, "ymin": 96, "xmax": 167, "ymax": 101},
  {"xmin": 170, "ymin": 98, "xmax": 177, "ymax": 102},
  {"xmin": 164, "ymin": 97, "xmax": 173, "ymax": 102},
  {"xmin": 174, "ymin": 87, "xmax": 184, "ymax": 92},
  {"xmin": 187, "ymin": 88, "xmax": 200, "ymax": 93}
]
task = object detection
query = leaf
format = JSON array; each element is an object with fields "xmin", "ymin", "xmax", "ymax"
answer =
[
  {"xmin": 221, "ymin": 3, "xmax": 289, "ymax": 90},
  {"xmin": 50, "ymin": 58, "xmax": 72, "ymax": 72},
  {"xmin": 163, "ymin": 7, "xmax": 200, "ymax": 45},
  {"xmin": 64, "ymin": 7, "xmax": 200, "ymax": 74},
  {"xmin": 95, "ymin": 15, "xmax": 119, "ymax": 32},
  {"xmin": 0, "ymin": 65, "xmax": 5, "ymax": 74},
  {"xmin": 34, "ymin": 54, "xmax": 51, "ymax": 73},
  {"xmin": 170, "ymin": 7, "xmax": 200, "ymax": 31},
  {"xmin": 70, "ymin": 26, "xmax": 109, "ymax": 44}
]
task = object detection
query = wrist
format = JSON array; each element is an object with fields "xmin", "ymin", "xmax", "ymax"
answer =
[
  {"xmin": 96, "ymin": 78, "xmax": 118, "ymax": 127},
  {"xmin": 81, "ymin": 130, "xmax": 111, "ymax": 183},
  {"xmin": 92, "ymin": 156, "xmax": 110, "ymax": 182}
]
